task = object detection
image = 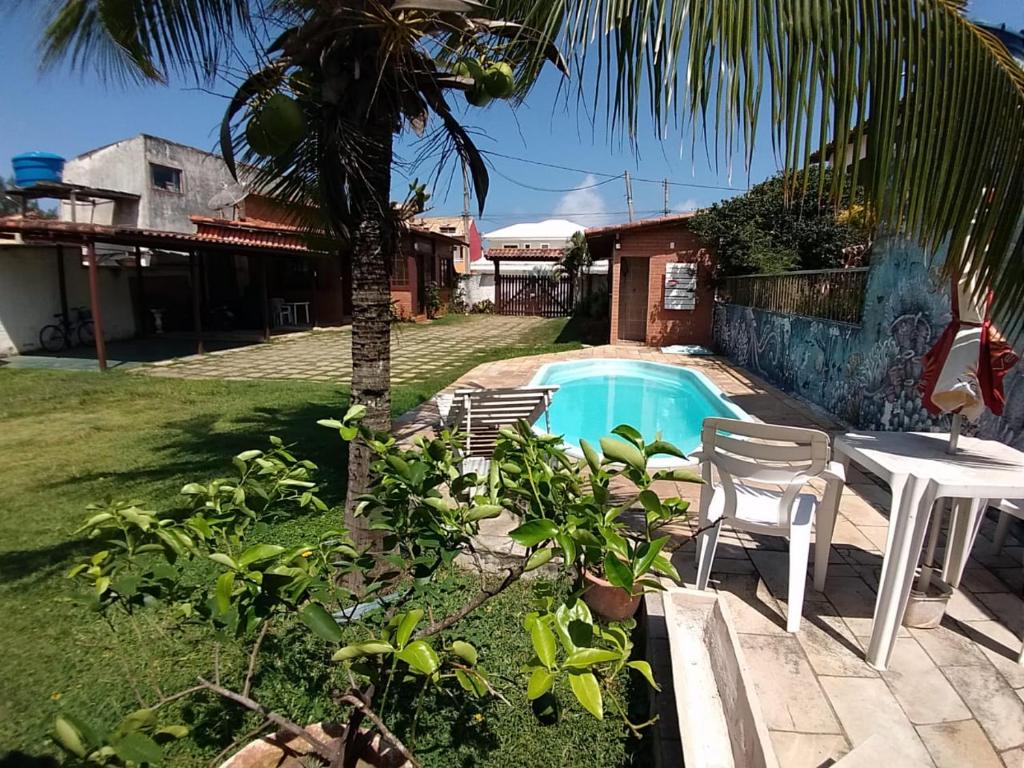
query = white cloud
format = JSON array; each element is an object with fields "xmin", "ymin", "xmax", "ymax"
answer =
[
  {"xmin": 674, "ymin": 197, "xmax": 699, "ymax": 213},
  {"xmin": 554, "ymin": 174, "xmax": 615, "ymax": 227}
]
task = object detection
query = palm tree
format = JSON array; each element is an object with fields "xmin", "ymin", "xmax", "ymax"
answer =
[
  {"xmin": 560, "ymin": 231, "xmax": 592, "ymax": 279},
  {"xmin": 37, "ymin": 1, "xmax": 1024, "ymax": 533}
]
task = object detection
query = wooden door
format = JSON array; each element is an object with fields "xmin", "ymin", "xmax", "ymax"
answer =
[{"xmin": 617, "ymin": 257, "xmax": 649, "ymax": 342}]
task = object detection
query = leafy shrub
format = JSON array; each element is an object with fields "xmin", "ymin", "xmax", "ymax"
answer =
[{"xmin": 55, "ymin": 410, "xmax": 700, "ymax": 766}]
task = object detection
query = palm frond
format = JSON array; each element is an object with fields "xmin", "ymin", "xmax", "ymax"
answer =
[
  {"xmin": 39, "ymin": 0, "xmax": 252, "ymax": 84},
  {"xmin": 549, "ymin": 0, "xmax": 1024, "ymax": 333}
]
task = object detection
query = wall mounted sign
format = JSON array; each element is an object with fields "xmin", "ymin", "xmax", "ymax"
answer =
[{"xmin": 664, "ymin": 262, "xmax": 697, "ymax": 310}]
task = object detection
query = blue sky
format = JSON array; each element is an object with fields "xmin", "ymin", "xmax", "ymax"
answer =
[{"xmin": 1, "ymin": 1, "xmax": 1021, "ymax": 233}]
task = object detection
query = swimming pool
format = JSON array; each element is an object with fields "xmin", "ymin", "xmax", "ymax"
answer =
[{"xmin": 529, "ymin": 359, "xmax": 750, "ymax": 466}]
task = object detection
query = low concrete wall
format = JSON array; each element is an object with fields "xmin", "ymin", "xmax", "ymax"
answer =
[
  {"xmin": 713, "ymin": 238, "xmax": 1023, "ymax": 451},
  {"xmin": 464, "ymin": 273, "xmax": 495, "ymax": 306},
  {"xmin": 0, "ymin": 245, "xmax": 137, "ymax": 356}
]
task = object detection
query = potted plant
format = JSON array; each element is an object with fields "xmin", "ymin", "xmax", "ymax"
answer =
[{"xmin": 496, "ymin": 422, "xmax": 701, "ymax": 622}]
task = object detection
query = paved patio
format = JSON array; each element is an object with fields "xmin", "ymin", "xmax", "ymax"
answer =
[
  {"xmin": 398, "ymin": 346, "xmax": 1024, "ymax": 768},
  {"xmin": 136, "ymin": 316, "xmax": 553, "ymax": 383}
]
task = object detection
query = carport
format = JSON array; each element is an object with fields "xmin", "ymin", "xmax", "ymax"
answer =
[{"xmin": 0, "ymin": 217, "xmax": 335, "ymax": 370}]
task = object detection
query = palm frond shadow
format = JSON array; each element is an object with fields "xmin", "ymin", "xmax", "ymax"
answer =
[
  {"xmin": 44, "ymin": 404, "xmax": 352, "ymax": 504},
  {"xmin": 4, "ymin": 404, "xmax": 352, "ymax": 586}
]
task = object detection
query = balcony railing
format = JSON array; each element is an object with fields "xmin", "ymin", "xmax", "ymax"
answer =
[{"xmin": 719, "ymin": 267, "xmax": 870, "ymax": 325}]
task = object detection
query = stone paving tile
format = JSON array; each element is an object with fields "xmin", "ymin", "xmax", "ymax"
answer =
[
  {"xmin": 910, "ymin": 623, "xmax": 990, "ymax": 668},
  {"xmin": 823, "ymin": 575, "xmax": 911, "ymax": 639},
  {"xmin": 797, "ymin": 604, "xmax": 878, "ymax": 678},
  {"xmin": 769, "ymin": 731, "xmax": 849, "ymax": 768},
  {"xmin": 838, "ymin": 491, "xmax": 891, "ymax": 526},
  {"xmin": 846, "ymin": 482, "xmax": 893, "ymax": 508},
  {"xmin": 1001, "ymin": 747, "xmax": 1023, "ymax": 768},
  {"xmin": 945, "ymin": 588, "xmax": 998, "ymax": 623},
  {"xmin": 974, "ymin": 592, "xmax": 1024, "ymax": 636},
  {"xmin": 830, "ymin": 518, "xmax": 882, "ymax": 551},
  {"xmin": 137, "ymin": 316, "xmax": 550, "ymax": 384},
  {"xmin": 712, "ymin": 573, "xmax": 788, "ymax": 635},
  {"xmin": 917, "ymin": 720, "xmax": 1005, "ymax": 768},
  {"xmin": 961, "ymin": 566, "xmax": 1022, "ymax": 594},
  {"xmin": 819, "ymin": 676, "xmax": 935, "ymax": 765},
  {"xmin": 942, "ymin": 664, "xmax": 1024, "ymax": 751},
  {"xmin": 857, "ymin": 525, "xmax": 889, "ymax": 552},
  {"xmin": 738, "ymin": 634, "xmax": 841, "ymax": 734},
  {"xmin": 955, "ymin": 620, "xmax": 1024, "ymax": 689},
  {"xmin": 882, "ymin": 637, "xmax": 972, "ymax": 724}
]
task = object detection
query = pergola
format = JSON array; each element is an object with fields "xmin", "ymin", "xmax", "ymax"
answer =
[{"xmin": 0, "ymin": 217, "xmax": 333, "ymax": 370}]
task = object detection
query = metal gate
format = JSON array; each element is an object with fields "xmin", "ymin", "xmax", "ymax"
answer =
[{"xmin": 496, "ymin": 273, "xmax": 575, "ymax": 317}]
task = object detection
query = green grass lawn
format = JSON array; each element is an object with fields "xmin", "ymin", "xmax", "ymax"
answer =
[{"xmin": 0, "ymin": 318, "xmax": 640, "ymax": 767}]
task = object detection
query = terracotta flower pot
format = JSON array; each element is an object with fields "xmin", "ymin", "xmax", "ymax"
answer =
[
  {"xmin": 581, "ymin": 570, "xmax": 642, "ymax": 622},
  {"xmin": 219, "ymin": 722, "xmax": 412, "ymax": 768}
]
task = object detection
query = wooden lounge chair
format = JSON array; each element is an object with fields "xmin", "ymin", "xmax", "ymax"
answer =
[{"xmin": 435, "ymin": 385, "xmax": 559, "ymax": 472}]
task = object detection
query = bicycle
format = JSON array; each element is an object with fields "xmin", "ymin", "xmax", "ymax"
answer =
[{"xmin": 39, "ymin": 306, "xmax": 95, "ymax": 353}]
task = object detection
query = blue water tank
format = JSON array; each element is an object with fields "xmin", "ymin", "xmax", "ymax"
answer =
[{"xmin": 12, "ymin": 152, "xmax": 66, "ymax": 188}]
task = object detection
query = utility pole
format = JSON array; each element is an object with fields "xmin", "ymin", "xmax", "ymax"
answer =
[
  {"xmin": 624, "ymin": 171, "xmax": 634, "ymax": 222},
  {"xmin": 663, "ymin": 178, "xmax": 670, "ymax": 215},
  {"xmin": 461, "ymin": 159, "xmax": 471, "ymax": 264}
]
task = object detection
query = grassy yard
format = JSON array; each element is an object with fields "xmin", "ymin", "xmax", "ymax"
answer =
[{"xmin": 0, "ymin": 317, "xmax": 640, "ymax": 766}]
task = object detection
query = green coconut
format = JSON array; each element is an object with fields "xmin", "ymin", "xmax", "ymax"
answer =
[
  {"xmin": 483, "ymin": 62, "xmax": 515, "ymax": 99},
  {"xmin": 245, "ymin": 115, "xmax": 276, "ymax": 157},
  {"xmin": 247, "ymin": 94, "xmax": 306, "ymax": 157},
  {"xmin": 465, "ymin": 86, "xmax": 493, "ymax": 107},
  {"xmin": 452, "ymin": 57, "xmax": 484, "ymax": 84}
]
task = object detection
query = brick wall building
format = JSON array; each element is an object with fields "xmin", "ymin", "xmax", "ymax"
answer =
[{"xmin": 586, "ymin": 214, "xmax": 715, "ymax": 347}]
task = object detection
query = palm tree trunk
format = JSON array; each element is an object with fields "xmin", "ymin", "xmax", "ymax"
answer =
[{"xmin": 345, "ymin": 116, "xmax": 395, "ymax": 547}]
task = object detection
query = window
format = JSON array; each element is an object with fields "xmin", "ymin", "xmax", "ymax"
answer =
[
  {"xmin": 440, "ymin": 226, "xmax": 456, "ymax": 234},
  {"xmin": 391, "ymin": 248, "xmax": 409, "ymax": 287},
  {"xmin": 439, "ymin": 256, "xmax": 455, "ymax": 287},
  {"xmin": 539, "ymin": 243, "xmax": 550, "ymax": 249},
  {"xmin": 150, "ymin": 164, "xmax": 182, "ymax": 193}
]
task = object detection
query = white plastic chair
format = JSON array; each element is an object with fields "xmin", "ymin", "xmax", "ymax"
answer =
[
  {"xmin": 992, "ymin": 499, "xmax": 1023, "ymax": 553},
  {"xmin": 270, "ymin": 298, "xmax": 293, "ymax": 328},
  {"xmin": 693, "ymin": 417, "xmax": 846, "ymax": 632},
  {"xmin": 989, "ymin": 499, "xmax": 1024, "ymax": 666}
]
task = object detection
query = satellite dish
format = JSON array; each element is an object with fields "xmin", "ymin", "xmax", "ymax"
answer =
[{"xmin": 208, "ymin": 182, "xmax": 249, "ymax": 212}]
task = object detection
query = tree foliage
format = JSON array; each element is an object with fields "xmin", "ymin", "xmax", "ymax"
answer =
[
  {"xmin": 689, "ymin": 169, "xmax": 872, "ymax": 276},
  {"xmin": 0, "ymin": 177, "xmax": 58, "ymax": 218},
  {"xmin": 559, "ymin": 231, "xmax": 592, "ymax": 276}
]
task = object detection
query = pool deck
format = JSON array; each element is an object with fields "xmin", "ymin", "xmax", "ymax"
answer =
[{"xmin": 397, "ymin": 346, "xmax": 1024, "ymax": 768}]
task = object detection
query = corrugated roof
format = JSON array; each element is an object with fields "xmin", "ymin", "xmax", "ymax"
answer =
[
  {"xmin": 0, "ymin": 216, "xmax": 321, "ymax": 256},
  {"xmin": 0, "ymin": 214, "xmax": 464, "ymax": 256}
]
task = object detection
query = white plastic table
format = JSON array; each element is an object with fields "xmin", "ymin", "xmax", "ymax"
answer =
[
  {"xmin": 286, "ymin": 301, "xmax": 311, "ymax": 325},
  {"xmin": 833, "ymin": 431, "xmax": 1024, "ymax": 671}
]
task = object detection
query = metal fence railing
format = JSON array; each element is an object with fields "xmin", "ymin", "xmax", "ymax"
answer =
[{"xmin": 719, "ymin": 267, "xmax": 870, "ymax": 325}]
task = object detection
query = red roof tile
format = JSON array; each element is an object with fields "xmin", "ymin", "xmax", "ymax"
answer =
[
  {"xmin": 584, "ymin": 212, "xmax": 696, "ymax": 238},
  {"xmin": 486, "ymin": 247, "xmax": 564, "ymax": 261}
]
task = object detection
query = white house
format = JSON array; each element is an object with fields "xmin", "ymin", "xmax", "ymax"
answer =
[{"xmin": 465, "ymin": 218, "xmax": 607, "ymax": 306}]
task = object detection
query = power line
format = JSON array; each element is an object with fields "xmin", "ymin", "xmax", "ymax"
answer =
[
  {"xmin": 473, "ymin": 208, "xmax": 665, "ymax": 220},
  {"xmin": 482, "ymin": 149, "xmax": 744, "ymax": 193},
  {"xmin": 482, "ymin": 150, "xmax": 620, "ymax": 180},
  {"xmin": 487, "ymin": 166, "xmax": 621, "ymax": 194}
]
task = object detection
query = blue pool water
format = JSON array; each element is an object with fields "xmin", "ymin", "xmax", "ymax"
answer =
[{"xmin": 530, "ymin": 360, "xmax": 749, "ymax": 462}]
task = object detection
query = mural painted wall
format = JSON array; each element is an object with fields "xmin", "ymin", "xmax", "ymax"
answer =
[{"xmin": 713, "ymin": 238, "xmax": 1024, "ymax": 450}]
